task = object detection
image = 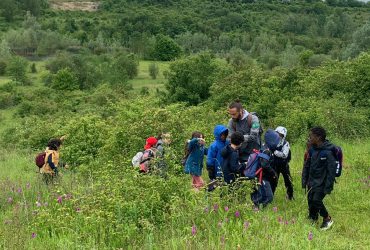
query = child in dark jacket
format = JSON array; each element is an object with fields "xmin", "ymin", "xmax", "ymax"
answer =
[
  {"xmin": 302, "ymin": 126, "xmax": 336, "ymax": 230},
  {"xmin": 220, "ymin": 131, "xmax": 245, "ymax": 185},
  {"xmin": 250, "ymin": 129, "xmax": 278, "ymax": 209},
  {"xmin": 207, "ymin": 125, "xmax": 229, "ymax": 184},
  {"xmin": 270, "ymin": 126, "xmax": 294, "ymax": 200}
]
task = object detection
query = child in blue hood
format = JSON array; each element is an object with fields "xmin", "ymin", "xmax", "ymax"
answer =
[{"xmin": 206, "ymin": 125, "xmax": 229, "ymax": 189}]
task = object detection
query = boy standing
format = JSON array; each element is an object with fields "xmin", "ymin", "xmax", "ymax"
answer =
[{"xmin": 302, "ymin": 126, "xmax": 336, "ymax": 230}]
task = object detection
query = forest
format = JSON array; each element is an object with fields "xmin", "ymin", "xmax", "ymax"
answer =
[{"xmin": 0, "ymin": 0, "xmax": 370, "ymax": 249}]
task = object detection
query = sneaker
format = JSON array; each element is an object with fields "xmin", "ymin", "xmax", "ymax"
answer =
[
  {"xmin": 320, "ymin": 217, "xmax": 334, "ymax": 230},
  {"xmin": 289, "ymin": 196, "xmax": 295, "ymax": 201}
]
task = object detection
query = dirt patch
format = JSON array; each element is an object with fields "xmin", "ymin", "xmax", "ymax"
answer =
[{"xmin": 49, "ymin": 1, "xmax": 101, "ymax": 12}]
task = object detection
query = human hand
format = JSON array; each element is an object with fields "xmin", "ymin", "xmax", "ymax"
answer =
[
  {"xmin": 60, "ymin": 135, "xmax": 66, "ymax": 140},
  {"xmin": 198, "ymin": 138, "xmax": 206, "ymax": 144}
]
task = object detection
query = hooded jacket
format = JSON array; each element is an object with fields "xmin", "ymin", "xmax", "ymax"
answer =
[
  {"xmin": 220, "ymin": 145, "xmax": 245, "ymax": 185},
  {"xmin": 206, "ymin": 125, "xmax": 229, "ymax": 179},
  {"xmin": 302, "ymin": 140, "xmax": 336, "ymax": 194},
  {"xmin": 259, "ymin": 129, "xmax": 279, "ymax": 183},
  {"xmin": 273, "ymin": 126, "xmax": 291, "ymax": 166}
]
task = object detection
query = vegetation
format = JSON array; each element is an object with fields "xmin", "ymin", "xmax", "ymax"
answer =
[{"xmin": 1, "ymin": 0, "xmax": 370, "ymax": 249}]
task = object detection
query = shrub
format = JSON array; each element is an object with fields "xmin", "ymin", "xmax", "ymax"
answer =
[{"xmin": 149, "ymin": 63, "xmax": 159, "ymax": 79}]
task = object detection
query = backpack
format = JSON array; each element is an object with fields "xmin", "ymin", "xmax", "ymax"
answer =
[
  {"xmin": 132, "ymin": 151, "xmax": 144, "ymax": 167},
  {"xmin": 139, "ymin": 149, "xmax": 155, "ymax": 172},
  {"xmin": 35, "ymin": 152, "xmax": 47, "ymax": 168},
  {"xmin": 233, "ymin": 112, "xmax": 263, "ymax": 135},
  {"xmin": 243, "ymin": 149, "xmax": 270, "ymax": 184},
  {"xmin": 309, "ymin": 145, "xmax": 343, "ymax": 177}
]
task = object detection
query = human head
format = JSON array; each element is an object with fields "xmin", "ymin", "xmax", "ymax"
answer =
[
  {"xmin": 220, "ymin": 131, "xmax": 228, "ymax": 142},
  {"xmin": 309, "ymin": 126, "xmax": 326, "ymax": 147},
  {"xmin": 275, "ymin": 126, "xmax": 287, "ymax": 140},
  {"xmin": 306, "ymin": 140, "xmax": 311, "ymax": 152},
  {"xmin": 230, "ymin": 132, "xmax": 244, "ymax": 148},
  {"xmin": 157, "ymin": 132, "xmax": 171, "ymax": 145},
  {"xmin": 228, "ymin": 99, "xmax": 244, "ymax": 122},
  {"xmin": 48, "ymin": 138, "xmax": 63, "ymax": 151},
  {"xmin": 191, "ymin": 131, "xmax": 204, "ymax": 139},
  {"xmin": 145, "ymin": 137, "xmax": 158, "ymax": 149}
]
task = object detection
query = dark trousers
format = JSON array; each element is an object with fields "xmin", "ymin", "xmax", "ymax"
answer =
[
  {"xmin": 308, "ymin": 190, "xmax": 328, "ymax": 219},
  {"xmin": 271, "ymin": 163, "xmax": 294, "ymax": 198},
  {"xmin": 251, "ymin": 179, "xmax": 273, "ymax": 208}
]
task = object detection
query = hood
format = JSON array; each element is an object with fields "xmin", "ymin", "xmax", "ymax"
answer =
[
  {"xmin": 316, "ymin": 140, "xmax": 336, "ymax": 151},
  {"xmin": 214, "ymin": 125, "xmax": 228, "ymax": 142},
  {"xmin": 220, "ymin": 145, "xmax": 234, "ymax": 158},
  {"xmin": 275, "ymin": 126, "xmax": 287, "ymax": 140},
  {"xmin": 264, "ymin": 129, "xmax": 281, "ymax": 150}
]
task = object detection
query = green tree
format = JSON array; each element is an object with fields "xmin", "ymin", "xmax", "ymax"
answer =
[
  {"xmin": 30, "ymin": 63, "xmax": 37, "ymax": 73},
  {"xmin": 1, "ymin": 0, "xmax": 17, "ymax": 22},
  {"xmin": 7, "ymin": 56, "xmax": 30, "ymax": 85},
  {"xmin": 51, "ymin": 68, "xmax": 79, "ymax": 91},
  {"xmin": 165, "ymin": 51, "xmax": 232, "ymax": 106},
  {"xmin": 0, "ymin": 40, "xmax": 11, "ymax": 60},
  {"xmin": 149, "ymin": 63, "xmax": 159, "ymax": 79},
  {"xmin": 342, "ymin": 22, "xmax": 370, "ymax": 60},
  {"xmin": 299, "ymin": 50, "xmax": 314, "ymax": 67},
  {"xmin": 282, "ymin": 43, "xmax": 298, "ymax": 68},
  {"xmin": 154, "ymin": 34, "xmax": 182, "ymax": 61}
]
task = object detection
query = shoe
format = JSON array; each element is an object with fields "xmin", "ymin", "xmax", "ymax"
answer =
[
  {"xmin": 320, "ymin": 217, "xmax": 333, "ymax": 230},
  {"xmin": 289, "ymin": 196, "xmax": 295, "ymax": 201}
]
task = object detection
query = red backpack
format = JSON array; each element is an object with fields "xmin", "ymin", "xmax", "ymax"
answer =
[{"xmin": 35, "ymin": 152, "xmax": 47, "ymax": 168}]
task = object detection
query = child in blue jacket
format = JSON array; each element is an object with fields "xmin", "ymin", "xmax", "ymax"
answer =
[
  {"xmin": 184, "ymin": 131, "xmax": 208, "ymax": 191},
  {"xmin": 206, "ymin": 125, "xmax": 229, "ymax": 190}
]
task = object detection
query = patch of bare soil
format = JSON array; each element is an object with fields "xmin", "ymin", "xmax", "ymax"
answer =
[{"xmin": 49, "ymin": 2, "xmax": 101, "ymax": 12}]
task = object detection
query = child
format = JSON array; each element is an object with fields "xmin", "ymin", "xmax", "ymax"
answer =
[
  {"xmin": 139, "ymin": 137, "xmax": 158, "ymax": 173},
  {"xmin": 302, "ymin": 126, "xmax": 336, "ymax": 230},
  {"xmin": 156, "ymin": 132, "xmax": 171, "ymax": 178},
  {"xmin": 40, "ymin": 138, "xmax": 69, "ymax": 183},
  {"xmin": 271, "ymin": 126, "xmax": 294, "ymax": 200},
  {"xmin": 220, "ymin": 131, "xmax": 245, "ymax": 185},
  {"xmin": 250, "ymin": 129, "xmax": 279, "ymax": 209},
  {"xmin": 206, "ymin": 125, "xmax": 229, "ymax": 190},
  {"xmin": 184, "ymin": 131, "xmax": 208, "ymax": 191}
]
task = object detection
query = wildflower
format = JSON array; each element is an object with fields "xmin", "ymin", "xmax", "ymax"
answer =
[
  {"xmin": 285, "ymin": 220, "xmax": 288, "ymax": 225},
  {"xmin": 263, "ymin": 217, "xmax": 267, "ymax": 221},
  {"xmin": 27, "ymin": 183, "xmax": 30, "ymax": 188},
  {"xmin": 5, "ymin": 220, "xmax": 8, "ymax": 225},
  {"xmin": 278, "ymin": 217, "xmax": 282, "ymax": 222},
  {"xmin": 66, "ymin": 194, "xmax": 70, "ymax": 200},
  {"xmin": 31, "ymin": 233, "xmax": 35, "ymax": 238},
  {"xmin": 16, "ymin": 205, "xmax": 19, "ymax": 209},
  {"xmin": 267, "ymin": 235, "xmax": 271, "ymax": 238},
  {"xmin": 235, "ymin": 211, "xmax": 240, "ymax": 217},
  {"xmin": 58, "ymin": 196, "xmax": 62, "ymax": 203},
  {"xmin": 191, "ymin": 225, "xmax": 196, "ymax": 235},
  {"xmin": 184, "ymin": 202, "xmax": 187, "ymax": 207},
  {"xmin": 38, "ymin": 191, "xmax": 41, "ymax": 194},
  {"xmin": 11, "ymin": 186, "xmax": 15, "ymax": 191},
  {"xmin": 36, "ymin": 197, "xmax": 40, "ymax": 201},
  {"xmin": 8, "ymin": 197, "xmax": 12, "ymax": 202},
  {"xmin": 365, "ymin": 179, "xmax": 369, "ymax": 184},
  {"xmin": 221, "ymin": 236, "xmax": 225, "ymax": 242},
  {"xmin": 77, "ymin": 207, "xmax": 81, "ymax": 211},
  {"xmin": 359, "ymin": 178, "xmax": 363, "ymax": 182},
  {"xmin": 254, "ymin": 207, "xmax": 259, "ymax": 211},
  {"xmin": 44, "ymin": 202, "xmax": 48, "ymax": 206},
  {"xmin": 291, "ymin": 219, "xmax": 295, "ymax": 224},
  {"xmin": 213, "ymin": 204, "xmax": 218, "ymax": 211},
  {"xmin": 204, "ymin": 207, "xmax": 208, "ymax": 213},
  {"xmin": 308, "ymin": 236, "xmax": 312, "ymax": 240},
  {"xmin": 298, "ymin": 170, "xmax": 302, "ymax": 174},
  {"xmin": 18, "ymin": 188, "xmax": 22, "ymax": 194},
  {"xmin": 225, "ymin": 206, "xmax": 229, "ymax": 212},
  {"xmin": 345, "ymin": 166, "xmax": 348, "ymax": 169},
  {"xmin": 273, "ymin": 207, "xmax": 277, "ymax": 211},
  {"xmin": 309, "ymin": 232, "xmax": 313, "ymax": 236},
  {"xmin": 245, "ymin": 221, "xmax": 249, "ymax": 229},
  {"xmin": 218, "ymin": 222, "xmax": 222, "ymax": 226},
  {"xmin": 285, "ymin": 195, "xmax": 288, "ymax": 199},
  {"xmin": 37, "ymin": 203, "xmax": 41, "ymax": 207}
]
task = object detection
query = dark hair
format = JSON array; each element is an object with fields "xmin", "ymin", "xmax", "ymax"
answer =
[
  {"xmin": 48, "ymin": 138, "xmax": 62, "ymax": 151},
  {"xmin": 184, "ymin": 131, "xmax": 204, "ymax": 158},
  {"xmin": 310, "ymin": 126, "xmax": 326, "ymax": 141},
  {"xmin": 230, "ymin": 131, "xmax": 244, "ymax": 145},
  {"xmin": 228, "ymin": 98, "xmax": 243, "ymax": 112}
]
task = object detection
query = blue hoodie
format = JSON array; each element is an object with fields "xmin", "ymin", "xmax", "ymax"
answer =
[{"xmin": 206, "ymin": 125, "xmax": 229, "ymax": 179}]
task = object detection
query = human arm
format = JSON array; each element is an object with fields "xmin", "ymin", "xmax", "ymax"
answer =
[
  {"xmin": 227, "ymin": 119, "xmax": 235, "ymax": 138},
  {"xmin": 274, "ymin": 141, "xmax": 290, "ymax": 159},
  {"xmin": 324, "ymin": 150, "xmax": 336, "ymax": 194},
  {"xmin": 206, "ymin": 144, "xmax": 217, "ymax": 179},
  {"xmin": 302, "ymin": 156, "xmax": 310, "ymax": 188},
  {"xmin": 229, "ymin": 152, "xmax": 245, "ymax": 173},
  {"xmin": 243, "ymin": 114, "xmax": 260, "ymax": 143},
  {"xmin": 47, "ymin": 154, "xmax": 58, "ymax": 172}
]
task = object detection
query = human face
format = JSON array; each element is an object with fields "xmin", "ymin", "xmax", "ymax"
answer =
[
  {"xmin": 309, "ymin": 132, "xmax": 320, "ymax": 147},
  {"xmin": 229, "ymin": 107, "xmax": 243, "ymax": 122},
  {"xmin": 220, "ymin": 132, "xmax": 227, "ymax": 141},
  {"xmin": 162, "ymin": 133, "xmax": 171, "ymax": 145},
  {"xmin": 277, "ymin": 132, "xmax": 284, "ymax": 139}
]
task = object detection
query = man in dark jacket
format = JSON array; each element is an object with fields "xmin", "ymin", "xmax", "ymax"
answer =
[
  {"xmin": 227, "ymin": 99, "xmax": 262, "ymax": 162},
  {"xmin": 302, "ymin": 126, "xmax": 336, "ymax": 230}
]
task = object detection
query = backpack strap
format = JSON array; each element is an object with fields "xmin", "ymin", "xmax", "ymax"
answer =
[{"xmin": 308, "ymin": 147, "xmax": 314, "ymax": 157}]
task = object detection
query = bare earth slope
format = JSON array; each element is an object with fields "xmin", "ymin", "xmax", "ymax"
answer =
[{"xmin": 49, "ymin": 1, "xmax": 101, "ymax": 11}]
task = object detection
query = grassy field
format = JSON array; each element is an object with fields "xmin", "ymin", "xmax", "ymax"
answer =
[{"xmin": 130, "ymin": 61, "xmax": 169, "ymax": 92}]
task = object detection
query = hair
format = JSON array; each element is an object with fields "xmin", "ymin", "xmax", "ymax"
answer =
[
  {"xmin": 184, "ymin": 131, "xmax": 204, "ymax": 158},
  {"xmin": 156, "ymin": 132, "xmax": 170, "ymax": 141},
  {"xmin": 228, "ymin": 98, "xmax": 243, "ymax": 111},
  {"xmin": 47, "ymin": 138, "xmax": 62, "ymax": 151},
  {"xmin": 310, "ymin": 126, "xmax": 326, "ymax": 141},
  {"xmin": 230, "ymin": 131, "xmax": 244, "ymax": 145}
]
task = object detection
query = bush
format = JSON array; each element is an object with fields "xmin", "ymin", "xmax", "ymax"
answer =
[
  {"xmin": 51, "ymin": 68, "xmax": 79, "ymax": 91},
  {"xmin": 149, "ymin": 63, "xmax": 159, "ymax": 79},
  {"xmin": 0, "ymin": 61, "xmax": 7, "ymax": 75}
]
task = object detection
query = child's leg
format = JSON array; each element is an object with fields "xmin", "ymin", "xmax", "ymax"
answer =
[
  {"xmin": 261, "ymin": 180, "xmax": 274, "ymax": 208},
  {"xmin": 191, "ymin": 174, "xmax": 204, "ymax": 190},
  {"xmin": 281, "ymin": 164, "xmax": 294, "ymax": 198},
  {"xmin": 270, "ymin": 164, "xmax": 279, "ymax": 195},
  {"xmin": 307, "ymin": 190, "xmax": 319, "ymax": 220},
  {"xmin": 312, "ymin": 191, "xmax": 328, "ymax": 218}
]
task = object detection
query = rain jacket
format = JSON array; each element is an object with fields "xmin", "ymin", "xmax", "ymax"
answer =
[
  {"xmin": 302, "ymin": 141, "xmax": 336, "ymax": 194},
  {"xmin": 220, "ymin": 144, "xmax": 246, "ymax": 184},
  {"xmin": 206, "ymin": 125, "xmax": 229, "ymax": 179},
  {"xmin": 185, "ymin": 138, "xmax": 208, "ymax": 176}
]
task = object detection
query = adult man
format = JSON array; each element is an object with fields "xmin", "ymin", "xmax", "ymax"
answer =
[{"xmin": 227, "ymin": 99, "xmax": 262, "ymax": 161}]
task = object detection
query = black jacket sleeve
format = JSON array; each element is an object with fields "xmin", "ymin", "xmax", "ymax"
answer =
[
  {"xmin": 302, "ymin": 157, "xmax": 310, "ymax": 188},
  {"xmin": 324, "ymin": 150, "xmax": 336, "ymax": 194},
  {"xmin": 206, "ymin": 164, "xmax": 216, "ymax": 180}
]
